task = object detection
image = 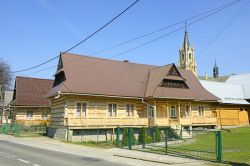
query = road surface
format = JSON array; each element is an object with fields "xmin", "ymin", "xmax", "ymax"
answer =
[{"xmin": 0, "ymin": 140, "xmax": 129, "ymax": 166}]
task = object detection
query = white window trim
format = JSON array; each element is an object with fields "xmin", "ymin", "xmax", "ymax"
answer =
[
  {"xmin": 198, "ymin": 105, "xmax": 204, "ymax": 117},
  {"xmin": 107, "ymin": 103, "xmax": 118, "ymax": 117},
  {"xmin": 75, "ymin": 101, "xmax": 88, "ymax": 118},
  {"xmin": 170, "ymin": 105, "xmax": 177, "ymax": 118},
  {"xmin": 125, "ymin": 103, "xmax": 135, "ymax": 117}
]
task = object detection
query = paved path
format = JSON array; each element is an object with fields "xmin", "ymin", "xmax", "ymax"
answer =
[{"xmin": 0, "ymin": 135, "xmax": 212, "ymax": 166}]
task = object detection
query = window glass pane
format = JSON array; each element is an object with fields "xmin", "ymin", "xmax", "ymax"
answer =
[
  {"xmin": 108, "ymin": 104, "xmax": 113, "ymax": 116},
  {"xmin": 27, "ymin": 111, "xmax": 33, "ymax": 120},
  {"xmin": 131, "ymin": 104, "xmax": 134, "ymax": 116},
  {"xmin": 126, "ymin": 104, "xmax": 129, "ymax": 116},
  {"xmin": 82, "ymin": 103, "xmax": 87, "ymax": 117},
  {"xmin": 76, "ymin": 103, "xmax": 81, "ymax": 117},
  {"xmin": 113, "ymin": 104, "xmax": 117, "ymax": 116}
]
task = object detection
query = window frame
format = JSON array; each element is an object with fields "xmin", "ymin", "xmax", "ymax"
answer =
[
  {"xmin": 75, "ymin": 101, "xmax": 88, "ymax": 118},
  {"xmin": 198, "ymin": 106, "xmax": 204, "ymax": 117},
  {"xmin": 126, "ymin": 104, "xmax": 135, "ymax": 117},
  {"xmin": 170, "ymin": 105, "xmax": 177, "ymax": 118},
  {"xmin": 26, "ymin": 110, "xmax": 33, "ymax": 120},
  {"xmin": 108, "ymin": 103, "xmax": 117, "ymax": 117}
]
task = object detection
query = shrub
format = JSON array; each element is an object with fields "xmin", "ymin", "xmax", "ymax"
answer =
[
  {"xmin": 154, "ymin": 126, "xmax": 161, "ymax": 142},
  {"xmin": 146, "ymin": 135, "xmax": 153, "ymax": 143},
  {"xmin": 138, "ymin": 127, "xmax": 146, "ymax": 145},
  {"xmin": 122, "ymin": 128, "xmax": 136, "ymax": 146}
]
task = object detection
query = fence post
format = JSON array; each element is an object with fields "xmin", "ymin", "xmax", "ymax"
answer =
[
  {"xmin": 180, "ymin": 125, "xmax": 182, "ymax": 139},
  {"xmin": 116, "ymin": 126, "xmax": 120, "ymax": 148},
  {"xmin": 153, "ymin": 127, "xmax": 156, "ymax": 143},
  {"xmin": 216, "ymin": 131, "xmax": 222, "ymax": 162},
  {"xmin": 128, "ymin": 128, "xmax": 132, "ymax": 150},
  {"xmin": 165, "ymin": 128, "xmax": 168, "ymax": 154}
]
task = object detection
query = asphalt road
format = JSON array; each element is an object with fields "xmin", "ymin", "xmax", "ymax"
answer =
[{"xmin": 0, "ymin": 140, "xmax": 129, "ymax": 166}]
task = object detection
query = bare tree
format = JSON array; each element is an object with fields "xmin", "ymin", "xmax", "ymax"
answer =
[{"xmin": 0, "ymin": 58, "xmax": 12, "ymax": 91}]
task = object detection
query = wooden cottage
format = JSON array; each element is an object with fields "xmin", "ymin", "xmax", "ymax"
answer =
[
  {"xmin": 10, "ymin": 76, "xmax": 53, "ymax": 125},
  {"xmin": 46, "ymin": 53, "xmax": 219, "ymax": 141}
]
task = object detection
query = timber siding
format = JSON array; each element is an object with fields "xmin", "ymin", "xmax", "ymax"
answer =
[{"xmin": 216, "ymin": 105, "xmax": 250, "ymax": 126}]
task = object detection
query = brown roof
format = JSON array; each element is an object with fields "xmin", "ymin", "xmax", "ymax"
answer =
[
  {"xmin": 145, "ymin": 65, "xmax": 219, "ymax": 100},
  {"xmin": 11, "ymin": 76, "xmax": 54, "ymax": 107},
  {"xmin": 46, "ymin": 53, "xmax": 219, "ymax": 101}
]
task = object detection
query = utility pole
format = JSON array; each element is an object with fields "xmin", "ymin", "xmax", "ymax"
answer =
[{"xmin": 0, "ymin": 85, "xmax": 4, "ymax": 124}]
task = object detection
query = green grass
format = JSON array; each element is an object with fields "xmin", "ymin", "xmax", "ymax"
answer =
[
  {"xmin": 174, "ymin": 127, "xmax": 250, "ymax": 164},
  {"xmin": 141, "ymin": 127, "xmax": 250, "ymax": 165}
]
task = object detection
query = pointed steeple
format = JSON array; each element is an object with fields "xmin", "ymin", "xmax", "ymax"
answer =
[
  {"xmin": 213, "ymin": 59, "xmax": 219, "ymax": 78},
  {"xmin": 183, "ymin": 22, "xmax": 189, "ymax": 49}
]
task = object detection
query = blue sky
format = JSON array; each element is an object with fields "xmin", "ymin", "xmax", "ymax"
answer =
[{"xmin": 1, "ymin": 0, "xmax": 250, "ymax": 81}]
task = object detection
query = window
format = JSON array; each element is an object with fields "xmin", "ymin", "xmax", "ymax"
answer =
[
  {"xmin": 170, "ymin": 106, "xmax": 177, "ymax": 118},
  {"xmin": 42, "ymin": 111, "xmax": 48, "ymax": 119},
  {"xmin": 76, "ymin": 102, "xmax": 87, "ymax": 117},
  {"xmin": 189, "ymin": 53, "xmax": 192, "ymax": 60},
  {"xmin": 185, "ymin": 106, "xmax": 190, "ymax": 117},
  {"xmin": 126, "ymin": 104, "xmax": 134, "ymax": 117},
  {"xmin": 108, "ymin": 104, "xmax": 117, "ymax": 117},
  {"xmin": 182, "ymin": 54, "xmax": 185, "ymax": 60},
  {"xmin": 160, "ymin": 79, "xmax": 188, "ymax": 89},
  {"xmin": 149, "ymin": 106, "xmax": 155, "ymax": 117},
  {"xmin": 198, "ymin": 106, "xmax": 204, "ymax": 116},
  {"xmin": 27, "ymin": 111, "xmax": 33, "ymax": 120}
]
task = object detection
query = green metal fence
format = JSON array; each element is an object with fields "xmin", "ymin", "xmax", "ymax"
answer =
[
  {"xmin": 0, "ymin": 123, "xmax": 47, "ymax": 136},
  {"xmin": 221, "ymin": 127, "xmax": 250, "ymax": 165},
  {"xmin": 116, "ymin": 127, "xmax": 222, "ymax": 162}
]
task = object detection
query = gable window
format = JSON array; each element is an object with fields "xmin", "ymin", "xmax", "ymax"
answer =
[
  {"xmin": 160, "ymin": 79, "xmax": 188, "ymax": 89},
  {"xmin": 170, "ymin": 106, "xmax": 177, "ymax": 118},
  {"xmin": 198, "ymin": 106, "xmax": 204, "ymax": 117},
  {"xmin": 108, "ymin": 104, "xmax": 117, "ymax": 117},
  {"xmin": 76, "ymin": 102, "xmax": 87, "ymax": 117},
  {"xmin": 27, "ymin": 111, "xmax": 33, "ymax": 120},
  {"xmin": 126, "ymin": 104, "xmax": 134, "ymax": 117}
]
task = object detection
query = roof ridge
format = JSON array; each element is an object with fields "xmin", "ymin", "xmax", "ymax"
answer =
[
  {"xmin": 62, "ymin": 52, "xmax": 157, "ymax": 67},
  {"xmin": 16, "ymin": 76, "xmax": 53, "ymax": 81}
]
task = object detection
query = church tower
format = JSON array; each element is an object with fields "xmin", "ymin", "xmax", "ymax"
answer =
[
  {"xmin": 178, "ymin": 25, "xmax": 197, "ymax": 76},
  {"xmin": 213, "ymin": 60, "xmax": 219, "ymax": 78}
]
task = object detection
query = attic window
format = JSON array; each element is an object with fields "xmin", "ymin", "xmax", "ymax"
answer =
[
  {"xmin": 53, "ymin": 71, "xmax": 66, "ymax": 87},
  {"xmin": 160, "ymin": 79, "xmax": 188, "ymax": 89}
]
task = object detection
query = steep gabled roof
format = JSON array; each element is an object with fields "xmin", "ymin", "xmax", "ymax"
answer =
[
  {"xmin": 145, "ymin": 64, "xmax": 219, "ymax": 101},
  {"xmin": 11, "ymin": 77, "xmax": 53, "ymax": 107},
  {"xmin": 47, "ymin": 53, "xmax": 155, "ymax": 98},
  {"xmin": 46, "ymin": 52, "xmax": 219, "ymax": 101}
]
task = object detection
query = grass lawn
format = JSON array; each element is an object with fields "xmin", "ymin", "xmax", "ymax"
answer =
[
  {"xmin": 141, "ymin": 127, "xmax": 250, "ymax": 165},
  {"xmin": 173, "ymin": 127, "xmax": 250, "ymax": 164}
]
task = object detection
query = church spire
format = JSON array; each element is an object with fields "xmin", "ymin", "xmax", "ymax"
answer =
[
  {"xmin": 183, "ymin": 22, "xmax": 189, "ymax": 49},
  {"xmin": 213, "ymin": 59, "xmax": 219, "ymax": 78}
]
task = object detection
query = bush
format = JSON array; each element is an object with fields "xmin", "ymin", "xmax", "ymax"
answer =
[
  {"xmin": 122, "ymin": 128, "xmax": 136, "ymax": 146},
  {"xmin": 146, "ymin": 135, "xmax": 153, "ymax": 143},
  {"xmin": 138, "ymin": 127, "xmax": 146, "ymax": 145},
  {"xmin": 154, "ymin": 126, "xmax": 161, "ymax": 142}
]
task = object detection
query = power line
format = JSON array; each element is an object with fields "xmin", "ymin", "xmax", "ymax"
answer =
[
  {"xmin": 89, "ymin": 0, "xmax": 240, "ymax": 55},
  {"xmin": 13, "ymin": 0, "xmax": 140, "ymax": 73},
  {"xmin": 22, "ymin": 0, "xmax": 241, "ymax": 77},
  {"xmin": 196, "ymin": 0, "xmax": 249, "ymax": 59}
]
